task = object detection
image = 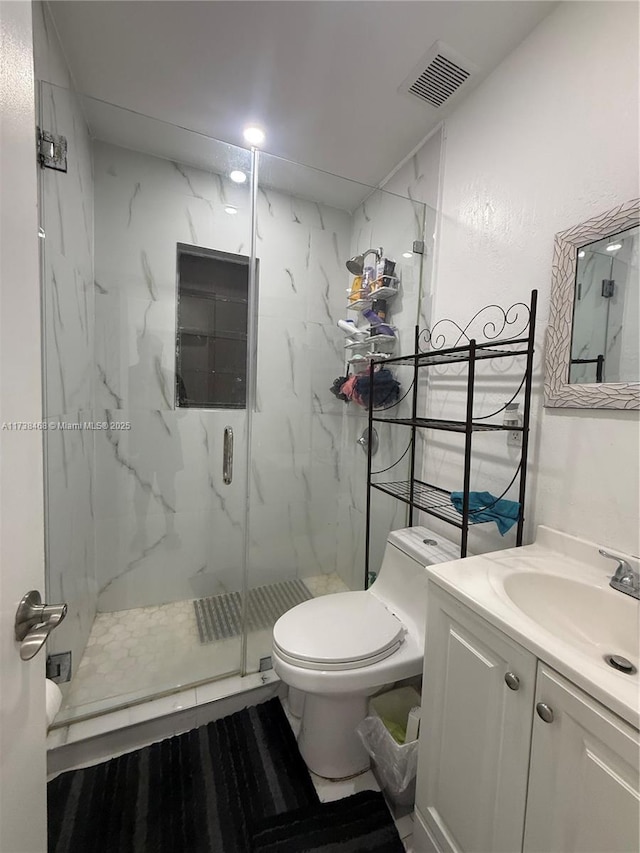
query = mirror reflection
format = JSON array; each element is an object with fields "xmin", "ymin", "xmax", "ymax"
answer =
[{"xmin": 570, "ymin": 225, "xmax": 639, "ymax": 384}]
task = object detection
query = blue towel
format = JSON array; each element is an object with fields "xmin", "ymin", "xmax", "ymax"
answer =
[{"xmin": 450, "ymin": 491, "xmax": 520, "ymax": 536}]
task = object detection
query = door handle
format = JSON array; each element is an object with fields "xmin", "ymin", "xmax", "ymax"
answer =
[
  {"xmin": 15, "ymin": 590, "xmax": 67, "ymax": 661},
  {"xmin": 223, "ymin": 426, "xmax": 233, "ymax": 485}
]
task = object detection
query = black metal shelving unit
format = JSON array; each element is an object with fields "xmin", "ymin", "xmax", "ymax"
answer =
[{"xmin": 364, "ymin": 290, "xmax": 537, "ymax": 585}]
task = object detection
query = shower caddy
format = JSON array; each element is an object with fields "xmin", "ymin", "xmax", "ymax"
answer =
[{"xmin": 364, "ymin": 290, "xmax": 538, "ymax": 586}]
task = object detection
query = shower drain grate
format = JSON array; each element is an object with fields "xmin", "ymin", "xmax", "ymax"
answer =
[{"xmin": 193, "ymin": 578, "xmax": 313, "ymax": 643}]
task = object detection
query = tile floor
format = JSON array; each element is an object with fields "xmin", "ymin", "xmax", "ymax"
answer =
[{"xmin": 56, "ymin": 572, "xmax": 349, "ymax": 724}]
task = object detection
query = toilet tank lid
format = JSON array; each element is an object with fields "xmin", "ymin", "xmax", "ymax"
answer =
[{"xmin": 387, "ymin": 526, "xmax": 460, "ymax": 565}]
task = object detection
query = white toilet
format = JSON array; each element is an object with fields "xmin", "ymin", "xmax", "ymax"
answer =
[{"xmin": 272, "ymin": 526, "xmax": 459, "ymax": 779}]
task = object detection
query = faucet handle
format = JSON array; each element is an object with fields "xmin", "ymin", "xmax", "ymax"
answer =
[
  {"xmin": 601, "ymin": 549, "xmax": 640, "ymax": 600},
  {"xmin": 599, "ymin": 549, "xmax": 631, "ymax": 580}
]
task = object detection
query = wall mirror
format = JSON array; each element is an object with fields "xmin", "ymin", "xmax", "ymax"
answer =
[{"xmin": 545, "ymin": 198, "xmax": 640, "ymax": 409}]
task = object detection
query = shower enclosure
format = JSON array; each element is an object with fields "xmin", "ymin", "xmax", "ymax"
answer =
[{"xmin": 37, "ymin": 78, "xmax": 432, "ymax": 725}]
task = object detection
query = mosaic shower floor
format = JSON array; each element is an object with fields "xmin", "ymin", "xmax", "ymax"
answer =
[{"xmin": 59, "ymin": 573, "xmax": 349, "ymax": 721}]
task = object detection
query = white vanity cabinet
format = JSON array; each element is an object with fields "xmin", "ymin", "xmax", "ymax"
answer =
[
  {"xmin": 415, "ymin": 586, "xmax": 537, "ymax": 853},
  {"xmin": 414, "ymin": 586, "xmax": 640, "ymax": 853},
  {"xmin": 524, "ymin": 664, "xmax": 639, "ymax": 853}
]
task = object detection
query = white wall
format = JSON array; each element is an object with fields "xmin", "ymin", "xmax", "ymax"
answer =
[
  {"xmin": 0, "ymin": 2, "xmax": 47, "ymax": 848},
  {"xmin": 415, "ymin": 1, "xmax": 639, "ymax": 555}
]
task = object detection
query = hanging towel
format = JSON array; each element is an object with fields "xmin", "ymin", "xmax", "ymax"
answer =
[{"xmin": 450, "ymin": 491, "xmax": 520, "ymax": 536}]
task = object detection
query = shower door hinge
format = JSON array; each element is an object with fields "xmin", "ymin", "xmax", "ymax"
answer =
[
  {"xmin": 37, "ymin": 127, "xmax": 68, "ymax": 172},
  {"xmin": 601, "ymin": 279, "xmax": 615, "ymax": 298},
  {"xmin": 46, "ymin": 651, "xmax": 72, "ymax": 683}
]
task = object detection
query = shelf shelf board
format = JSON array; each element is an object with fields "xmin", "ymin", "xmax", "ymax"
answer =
[
  {"xmin": 346, "ymin": 285, "xmax": 399, "ymax": 311},
  {"xmin": 348, "ymin": 354, "xmax": 392, "ymax": 367},
  {"xmin": 370, "ymin": 480, "xmax": 490, "ymax": 528},
  {"xmin": 378, "ymin": 339, "xmax": 530, "ymax": 367},
  {"xmin": 371, "ymin": 416, "xmax": 522, "ymax": 433},
  {"xmin": 344, "ymin": 335, "xmax": 396, "ymax": 351},
  {"xmin": 344, "ymin": 338, "xmax": 370, "ymax": 350}
]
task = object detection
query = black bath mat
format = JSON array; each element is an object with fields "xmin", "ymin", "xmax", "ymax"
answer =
[
  {"xmin": 250, "ymin": 790, "xmax": 404, "ymax": 852},
  {"xmin": 47, "ymin": 697, "xmax": 319, "ymax": 853}
]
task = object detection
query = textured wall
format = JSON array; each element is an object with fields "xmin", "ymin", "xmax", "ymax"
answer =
[{"xmin": 420, "ymin": 1, "xmax": 639, "ymax": 555}]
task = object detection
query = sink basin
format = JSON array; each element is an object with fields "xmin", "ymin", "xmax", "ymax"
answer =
[{"xmin": 502, "ymin": 573, "xmax": 640, "ymax": 663}]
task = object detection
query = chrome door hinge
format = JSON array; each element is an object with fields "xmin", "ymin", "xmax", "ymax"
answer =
[
  {"xmin": 47, "ymin": 651, "xmax": 72, "ymax": 683},
  {"xmin": 37, "ymin": 127, "xmax": 67, "ymax": 172},
  {"xmin": 601, "ymin": 279, "xmax": 615, "ymax": 298}
]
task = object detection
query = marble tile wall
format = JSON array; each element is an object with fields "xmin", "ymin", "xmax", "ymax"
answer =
[
  {"xmin": 92, "ymin": 142, "xmax": 355, "ymax": 610},
  {"xmin": 335, "ymin": 184, "xmax": 431, "ymax": 587},
  {"xmin": 248, "ymin": 179, "xmax": 352, "ymax": 587},
  {"xmin": 35, "ymin": 0, "xmax": 97, "ymax": 677}
]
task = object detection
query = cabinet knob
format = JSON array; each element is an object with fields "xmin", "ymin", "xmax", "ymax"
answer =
[
  {"xmin": 504, "ymin": 672, "xmax": 520, "ymax": 691},
  {"xmin": 536, "ymin": 702, "xmax": 554, "ymax": 723}
]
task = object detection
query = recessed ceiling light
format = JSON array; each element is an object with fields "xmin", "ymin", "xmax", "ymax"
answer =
[
  {"xmin": 578, "ymin": 250, "xmax": 585, "ymax": 258},
  {"xmin": 229, "ymin": 170, "xmax": 247, "ymax": 184},
  {"xmin": 243, "ymin": 126, "xmax": 266, "ymax": 146},
  {"xmin": 606, "ymin": 242, "xmax": 622, "ymax": 252},
  {"xmin": 402, "ymin": 252, "xmax": 413, "ymax": 259},
  {"xmin": 224, "ymin": 205, "xmax": 238, "ymax": 215}
]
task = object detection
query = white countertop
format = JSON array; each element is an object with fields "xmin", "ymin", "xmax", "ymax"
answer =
[{"xmin": 424, "ymin": 526, "xmax": 640, "ymax": 729}]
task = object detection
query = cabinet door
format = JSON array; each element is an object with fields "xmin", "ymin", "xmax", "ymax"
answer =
[
  {"xmin": 415, "ymin": 586, "xmax": 536, "ymax": 853},
  {"xmin": 524, "ymin": 664, "xmax": 639, "ymax": 853}
]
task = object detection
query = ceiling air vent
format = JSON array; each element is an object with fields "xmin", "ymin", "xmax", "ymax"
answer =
[{"xmin": 400, "ymin": 41, "xmax": 476, "ymax": 109}]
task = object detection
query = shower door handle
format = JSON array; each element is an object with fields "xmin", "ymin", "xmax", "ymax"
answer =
[
  {"xmin": 15, "ymin": 590, "xmax": 67, "ymax": 661},
  {"xmin": 223, "ymin": 426, "xmax": 233, "ymax": 485}
]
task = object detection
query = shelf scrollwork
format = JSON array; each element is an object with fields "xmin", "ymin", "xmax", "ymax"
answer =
[{"xmin": 417, "ymin": 300, "xmax": 532, "ymax": 353}]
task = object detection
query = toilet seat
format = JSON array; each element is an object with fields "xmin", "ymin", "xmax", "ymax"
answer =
[{"xmin": 273, "ymin": 591, "xmax": 406, "ymax": 671}]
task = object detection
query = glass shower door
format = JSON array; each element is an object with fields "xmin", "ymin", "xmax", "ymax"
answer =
[{"xmin": 39, "ymin": 85, "xmax": 256, "ymax": 720}]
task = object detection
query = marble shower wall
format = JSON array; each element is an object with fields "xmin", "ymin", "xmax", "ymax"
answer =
[
  {"xmin": 37, "ymin": 82, "xmax": 97, "ymax": 668},
  {"xmin": 93, "ymin": 142, "xmax": 354, "ymax": 610},
  {"xmin": 336, "ymin": 189, "xmax": 430, "ymax": 588},
  {"xmin": 248, "ymin": 176, "xmax": 353, "ymax": 587}
]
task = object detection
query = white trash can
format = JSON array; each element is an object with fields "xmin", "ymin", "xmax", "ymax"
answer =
[{"xmin": 356, "ymin": 686, "xmax": 421, "ymax": 816}]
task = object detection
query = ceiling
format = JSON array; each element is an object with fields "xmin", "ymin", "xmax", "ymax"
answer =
[{"xmin": 49, "ymin": 1, "xmax": 555, "ymax": 190}]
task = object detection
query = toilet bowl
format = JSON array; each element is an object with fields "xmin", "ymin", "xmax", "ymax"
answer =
[{"xmin": 272, "ymin": 526, "xmax": 459, "ymax": 779}]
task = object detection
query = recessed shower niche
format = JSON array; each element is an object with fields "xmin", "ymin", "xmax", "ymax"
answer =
[{"xmin": 176, "ymin": 244, "xmax": 250, "ymax": 409}]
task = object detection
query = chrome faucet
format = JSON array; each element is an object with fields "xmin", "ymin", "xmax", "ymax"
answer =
[{"xmin": 599, "ymin": 549, "xmax": 640, "ymax": 600}]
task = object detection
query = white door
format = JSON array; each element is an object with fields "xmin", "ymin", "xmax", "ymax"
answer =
[
  {"xmin": 0, "ymin": 2, "xmax": 48, "ymax": 851},
  {"xmin": 524, "ymin": 664, "xmax": 640, "ymax": 853},
  {"xmin": 415, "ymin": 585, "xmax": 536, "ymax": 853}
]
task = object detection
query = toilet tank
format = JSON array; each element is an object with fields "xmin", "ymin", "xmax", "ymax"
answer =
[{"xmin": 370, "ymin": 526, "xmax": 460, "ymax": 645}]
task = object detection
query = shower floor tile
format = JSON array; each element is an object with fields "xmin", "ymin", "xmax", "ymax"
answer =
[{"xmin": 59, "ymin": 572, "xmax": 349, "ymax": 720}]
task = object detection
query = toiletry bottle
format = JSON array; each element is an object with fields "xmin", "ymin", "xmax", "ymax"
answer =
[
  {"xmin": 349, "ymin": 275, "xmax": 363, "ymax": 303},
  {"xmin": 361, "ymin": 266, "xmax": 374, "ymax": 299},
  {"xmin": 372, "ymin": 299, "xmax": 387, "ymax": 321}
]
